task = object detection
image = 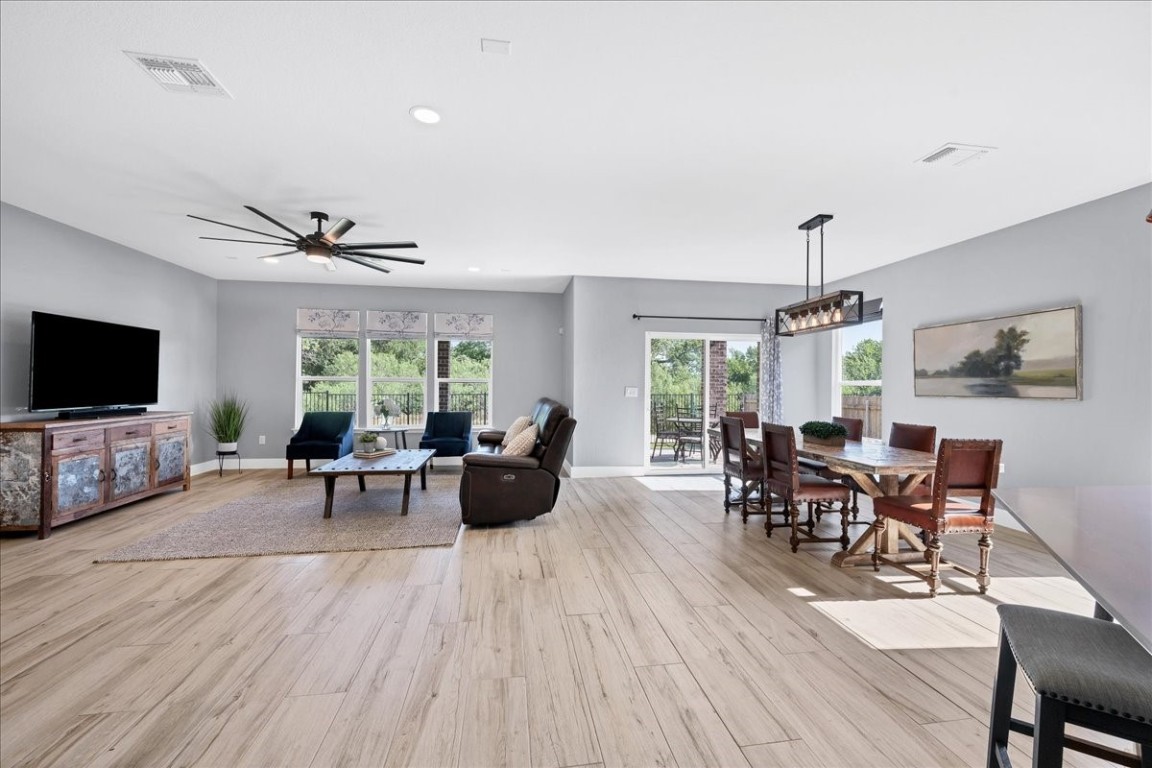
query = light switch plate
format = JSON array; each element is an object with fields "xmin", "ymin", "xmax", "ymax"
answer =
[{"xmin": 624, "ymin": 386, "xmax": 639, "ymax": 398}]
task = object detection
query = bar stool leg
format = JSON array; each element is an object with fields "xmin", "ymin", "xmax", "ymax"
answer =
[
  {"xmin": 1032, "ymin": 695, "xmax": 1066, "ymax": 768},
  {"xmin": 987, "ymin": 628, "xmax": 1016, "ymax": 768}
]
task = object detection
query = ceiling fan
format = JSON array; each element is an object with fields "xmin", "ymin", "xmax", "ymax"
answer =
[{"xmin": 187, "ymin": 205, "xmax": 423, "ymax": 274}]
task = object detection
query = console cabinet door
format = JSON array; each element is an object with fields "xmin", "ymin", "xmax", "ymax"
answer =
[
  {"xmin": 110, "ymin": 439, "xmax": 152, "ymax": 500},
  {"xmin": 50, "ymin": 450, "xmax": 105, "ymax": 517},
  {"xmin": 154, "ymin": 433, "xmax": 188, "ymax": 487}
]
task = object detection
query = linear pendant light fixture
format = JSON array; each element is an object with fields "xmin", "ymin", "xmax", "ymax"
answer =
[{"xmin": 774, "ymin": 214, "xmax": 864, "ymax": 337}]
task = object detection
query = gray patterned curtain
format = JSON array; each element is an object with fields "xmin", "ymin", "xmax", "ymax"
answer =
[{"xmin": 760, "ymin": 320, "xmax": 782, "ymax": 424}]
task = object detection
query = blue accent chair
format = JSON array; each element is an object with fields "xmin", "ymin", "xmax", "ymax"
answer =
[
  {"xmin": 419, "ymin": 411, "xmax": 473, "ymax": 464},
  {"xmin": 286, "ymin": 411, "xmax": 355, "ymax": 478}
]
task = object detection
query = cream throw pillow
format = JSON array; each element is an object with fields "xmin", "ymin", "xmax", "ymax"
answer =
[
  {"xmin": 502, "ymin": 423, "xmax": 538, "ymax": 456},
  {"xmin": 501, "ymin": 416, "xmax": 533, "ymax": 447}
]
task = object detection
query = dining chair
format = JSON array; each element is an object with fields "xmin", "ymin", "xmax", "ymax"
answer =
[
  {"xmin": 871, "ymin": 438, "xmax": 1002, "ymax": 596},
  {"xmin": 761, "ymin": 423, "xmax": 851, "ymax": 552},
  {"xmin": 674, "ymin": 404, "xmax": 702, "ymax": 461},
  {"xmin": 889, "ymin": 422, "xmax": 937, "ymax": 495},
  {"xmin": 707, "ymin": 402, "xmax": 726, "ymax": 461},
  {"xmin": 650, "ymin": 402, "xmax": 679, "ymax": 461},
  {"xmin": 817, "ymin": 416, "xmax": 865, "ymax": 520},
  {"xmin": 719, "ymin": 416, "xmax": 765, "ymax": 522},
  {"xmin": 987, "ymin": 604, "xmax": 1152, "ymax": 768}
]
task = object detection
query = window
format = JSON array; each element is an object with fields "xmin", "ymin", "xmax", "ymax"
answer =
[
  {"xmin": 299, "ymin": 336, "xmax": 359, "ymax": 417},
  {"xmin": 435, "ymin": 338, "xmax": 493, "ymax": 428},
  {"xmin": 837, "ymin": 318, "xmax": 882, "ymax": 438},
  {"xmin": 296, "ymin": 308, "xmax": 494, "ymax": 429},
  {"xmin": 369, "ymin": 338, "xmax": 426, "ymax": 427}
]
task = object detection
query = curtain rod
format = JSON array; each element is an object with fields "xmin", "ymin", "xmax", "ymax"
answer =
[{"xmin": 632, "ymin": 313, "xmax": 766, "ymax": 322}]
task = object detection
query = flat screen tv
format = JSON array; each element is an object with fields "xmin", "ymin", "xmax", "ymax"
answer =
[{"xmin": 29, "ymin": 311, "xmax": 160, "ymax": 416}]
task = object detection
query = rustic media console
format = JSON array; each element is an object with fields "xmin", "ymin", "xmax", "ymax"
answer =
[{"xmin": 0, "ymin": 411, "xmax": 191, "ymax": 538}]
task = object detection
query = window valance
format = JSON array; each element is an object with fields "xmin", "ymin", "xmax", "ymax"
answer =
[
  {"xmin": 366, "ymin": 311, "xmax": 428, "ymax": 339},
  {"xmin": 434, "ymin": 312, "xmax": 494, "ymax": 339},
  {"xmin": 296, "ymin": 308, "xmax": 359, "ymax": 337}
]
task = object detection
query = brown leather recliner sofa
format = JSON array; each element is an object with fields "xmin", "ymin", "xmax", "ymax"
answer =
[{"xmin": 459, "ymin": 397, "xmax": 577, "ymax": 525}]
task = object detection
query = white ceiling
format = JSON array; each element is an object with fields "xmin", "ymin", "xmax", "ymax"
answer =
[{"xmin": 2, "ymin": 1, "xmax": 1149, "ymax": 293}]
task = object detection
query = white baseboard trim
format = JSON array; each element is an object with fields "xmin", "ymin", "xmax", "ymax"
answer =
[
  {"xmin": 568, "ymin": 466, "xmax": 647, "ymax": 478},
  {"xmin": 191, "ymin": 458, "xmax": 287, "ymax": 476}
]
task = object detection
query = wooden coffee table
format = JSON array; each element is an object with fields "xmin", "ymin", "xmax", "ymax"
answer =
[{"xmin": 308, "ymin": 449, "xmax": 436, "ymax": 517}]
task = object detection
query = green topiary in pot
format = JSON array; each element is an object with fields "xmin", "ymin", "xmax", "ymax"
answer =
[{"xmin": 799, "ymin": 420, "xmax": 848, "ymax": 446}]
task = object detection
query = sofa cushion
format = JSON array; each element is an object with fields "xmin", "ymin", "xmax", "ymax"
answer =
[
  {"xmin": 501, "ymin": 416, "xmax": 533, "ymax": 447},
  {"xmin": 503, "ymin": 423, "xmax": 538, "ymax": 456}
]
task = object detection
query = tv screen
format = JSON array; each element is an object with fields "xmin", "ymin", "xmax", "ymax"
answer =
[{"xmin": 29, "ymin": 311, "xmax": 160, "ymax": 413}]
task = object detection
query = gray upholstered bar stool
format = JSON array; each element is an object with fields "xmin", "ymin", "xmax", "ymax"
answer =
[{"xmin": 988, "ymin": 604, "xmax": 1152, "ymax": 767}]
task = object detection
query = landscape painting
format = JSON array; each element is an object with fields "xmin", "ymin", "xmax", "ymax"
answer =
[{"xmin": 914, "ymin": 305, "xmax": 1082, "ymax": 399}]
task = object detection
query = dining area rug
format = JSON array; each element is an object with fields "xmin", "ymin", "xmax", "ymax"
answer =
[{"xmin": 95, "ymin": 475, "xmax": 462, "ymax": 563}]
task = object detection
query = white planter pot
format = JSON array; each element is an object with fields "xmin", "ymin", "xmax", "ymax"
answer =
[{"xmin": 217, "ymin": 441, "xmax": 238, "ymax": 453}]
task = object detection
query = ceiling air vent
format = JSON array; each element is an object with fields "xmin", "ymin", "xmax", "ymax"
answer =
[
  {"xmin": 916, "ymin": 142, "xmax": 995, "ymax": 166},
  {"xmin": 123, "ymin": 51, "xmax": 231, "ymax": 97}
]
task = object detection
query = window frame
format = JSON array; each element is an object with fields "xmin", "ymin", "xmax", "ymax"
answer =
[
  {"xmin": 296, "ymin": 333, "xmax": 361, "ymax": 426},
  {"xmin": 433, "ymin": 336, "xmax": 494, "ymax": 429}
]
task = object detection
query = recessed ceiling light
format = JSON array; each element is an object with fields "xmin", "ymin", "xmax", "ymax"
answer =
[
  {"xmin": 258, "ymin": 255, "xmax": 280, "ymax": 264},
  {"xmin": 467, "ymin": 266, "xmax": 481, "ymax": 272},
  {"xmin": 410, "ymin": 106, "xmax": 440, "ymax": 124}
]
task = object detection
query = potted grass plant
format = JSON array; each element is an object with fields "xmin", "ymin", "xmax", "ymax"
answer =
[
  {"xmin": 799, "ymin": 420, "xmax": 848, "ymax": 447},
  {"xmin": 206, "ymin": 394, "xmax": 248, "ymax": 453}
]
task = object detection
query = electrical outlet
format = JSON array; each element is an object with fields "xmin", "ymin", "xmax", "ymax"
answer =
[
  {"xmin": 624, "ymin": 386, "xmax": 639, "ymax": 398},
  {"xmin": 999, "ymin": 463, "xmax": 1005, "ymax": 474},
  {"xmin": 258, "ymin": 435, "xmax": 266, "ymax": 445}
]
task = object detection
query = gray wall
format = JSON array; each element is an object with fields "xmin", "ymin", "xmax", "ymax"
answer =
[
  {"xmin": 818, "ymin": 184, "xmax": 1152, "ymax": 488},
  {"xmin": 568, "ymin": 276, "xmax": 820, "ymax": 470},
  {"xmin": 216, "ymin": 281, "xmax": 564, "ymax": 459},
  {"xmin": 0, "ymin": 203, "xmax": 219, "ymax": 463}
]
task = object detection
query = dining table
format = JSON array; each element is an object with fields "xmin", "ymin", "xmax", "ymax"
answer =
[
  {"xmin": 733, "ymin": 429, "xmax": 940, "ymax": 567},
  {"xmin": 994, "ymin": 485, "xmax": 1152, "ymax": 655}
]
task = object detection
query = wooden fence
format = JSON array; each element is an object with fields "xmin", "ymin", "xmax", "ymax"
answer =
[{"xmin": 840, "ymin": 395, "xmax": 883, "ymax": 439}]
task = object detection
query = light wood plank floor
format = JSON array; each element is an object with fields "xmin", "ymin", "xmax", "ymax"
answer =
[{"xmin": 0, "ymin": 470, "xmax": 1131, "ymax": 767}]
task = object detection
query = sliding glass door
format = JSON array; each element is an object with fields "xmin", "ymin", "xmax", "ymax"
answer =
[{"xmin": 645, "ymin": 332, "xmax": 760, "ymax": 471}]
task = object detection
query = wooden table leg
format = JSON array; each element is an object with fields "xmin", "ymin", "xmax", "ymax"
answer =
[
  {"xmin": 357, "ymin": 474, "xmax": 366, "ymax": 493},
  {"xmin": 401, "ymin": 473, "xmax": 412, "ymax": 516},
  {"xmin": 831, "ymin": 472, "xmax": 929, "ymax": 568},
  {"xmin": 323, "ymin": 476, "xmax": 336, "ymax": 518}
]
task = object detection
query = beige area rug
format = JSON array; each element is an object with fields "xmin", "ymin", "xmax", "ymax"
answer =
[{"xmin": 96, "ymin": 475, "xmax": 461, "ymax": 563}]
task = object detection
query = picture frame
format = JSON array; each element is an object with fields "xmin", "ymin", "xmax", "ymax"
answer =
[{"xmin": 914, "ymin": 305, "xmax": 1082, "ymax": 400}]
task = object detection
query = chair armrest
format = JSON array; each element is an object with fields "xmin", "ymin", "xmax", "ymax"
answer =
[
  {"xmin": 477, "ymin": 431, "xmax": 505, "ymax": 446},
  {"xmin": 463, "ymin": 453, "xmax": 541, "ymax": 470}
]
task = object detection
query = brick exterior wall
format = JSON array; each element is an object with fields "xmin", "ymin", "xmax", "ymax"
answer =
[
  {"xmin": 708, "ymin": 340, "xmax": 727, "ymax": 418},
  {"xmin": 437, "ymin": 339, "xmax": 451, "ymax": 410}
]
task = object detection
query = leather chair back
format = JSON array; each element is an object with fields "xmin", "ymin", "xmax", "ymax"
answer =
[
  {"xmin": 889, "ymin": 422, "xmax": 936, "ymax": 453},
  {"xmin": 930, "ymin": 439, "xmax": 1002, "ymax": 518},
  {"xmin": 761, "ymin": 422, "xmax": 800, "ymax": 498},
  {"xmin": 719, "ymin": 416, "xmax": 752, "ymax": 475},
  {"xmin": 832, "ymin": 416, "xmax": 863, "ymax": 441},
  {"xmin": 725, "ymin": 411, "xmax": 760, "ymax": 429}
]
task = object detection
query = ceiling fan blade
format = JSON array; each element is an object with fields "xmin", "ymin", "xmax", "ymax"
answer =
[
  {"xmin": 339, "ymin": 241, "xmax": 418, "ymax": 250},
  {"xmin": 340, "ymin": 249, "xmax": 426, "ymax": 265},
  {"xmin": 200, "ymin": 236, "xmax": 295, "ymax": 246},
  {"xmin": 187, "ymin": 214, "xmax": 293, "ymax": 242},
  {"xmin": 335, "ymin": 253, "xmax": 392, "ymax": 274},
  {"xmin": 321, "ymin": 217, "xmax": 356, "ymax": 244},
  {"xmin": 243, "ymin": 205, "xmax": 306, "ymax": 240},
  {"xmin": 258, "ymin": 250, "xmax": 298, "ymax": 261}
]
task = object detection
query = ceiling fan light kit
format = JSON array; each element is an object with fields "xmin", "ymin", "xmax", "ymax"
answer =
[
  {"xmin": 188, "ymin": 206, "xmax": 423, "ymax": 275},
  {"xmin": 774, "ymin": 213, "xmax": 865, "ymax": 337}
]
